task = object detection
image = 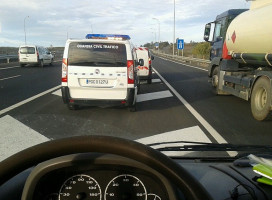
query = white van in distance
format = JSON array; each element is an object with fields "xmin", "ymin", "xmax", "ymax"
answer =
[
  {"xmin": 19, "ymin": 45, "xmax": 54, "ymax": 67},
  {"xmin": 61, "ymin": 34, "xmax": 142, "ymax": 111},
  {"xmin": 135, "ymin": 47, "xmax": 153, "ymax": 84}
]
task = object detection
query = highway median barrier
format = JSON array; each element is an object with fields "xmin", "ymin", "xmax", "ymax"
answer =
[
  {"xmin": 151, "ymin": 51, "xmax": 210, "ymax": 68},
  {"xmin": 0, "ymin": 55, "xmax": 19, "ymax": 64}
]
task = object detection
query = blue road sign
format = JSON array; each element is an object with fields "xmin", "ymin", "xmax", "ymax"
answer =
[{"xmin": 177, "ymin": 39, "xmax": 184, "ymax": 50}]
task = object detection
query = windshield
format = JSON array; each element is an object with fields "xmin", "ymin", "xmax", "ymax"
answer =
[
  {"xmin": 19, "ymin": 47, "xmax": 35, "ymax": 54},
  {"xmin": 1, "ymin": 0, "xmax": 271, "ymax": 162},
  {"xmin": 68, "ymin": 42, "xmax": 127, "ymax": 66}
]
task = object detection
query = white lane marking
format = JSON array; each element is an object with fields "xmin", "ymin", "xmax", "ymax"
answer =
[
  {"xmin": 0, "ymin": 115, "xmax": 49, "ymax": 161},
  {"xmin": 158, "ymin": 56, "xmax": 208, "ymax": 72},
  {"xmin": 152, "ymin": 79, "xmax": 161, "ymax": 83},
  {"xmin": 137, "ymin": 90, "xmax": 173, "ymax": 102},
  {"xmin": 153, "ymin": 68, "xmax": 236, "ymax": 157},
  {"xmin": 0, "ymin": 85, "xmax": 61, "ymax": 116},
  {"xmin": 0, "ymin": 66, "xmax": 20, "ymax": 70},
  {"xmin": 52, "ymin": 89, "xmax": 62, "ymax": 97},
  {"xmin": 136, "ymin": 126, "xmax": 211, "ymax": 156},
  {"xmin": 52, "ymin": 89, "xmax": 173, "ymax": 103},
  {"xmin": 0, "ymin": 75, "xmax": 21, "ymax": 81},
  {"xmin": 152, "ymin": 71, "xmax": 155, "ymax": 74},
  {"xmin": 54, "ymin": 60, "xmax": 62, "ymax": 62}
]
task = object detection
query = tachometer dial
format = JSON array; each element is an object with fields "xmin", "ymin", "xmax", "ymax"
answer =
[
  {"xmin": 104, "ymin": 174, "xmax": 147, "ymax": 200},
  {"xmin": 59, "ymin": 174, "xmax": 101, "ymax": 200}
]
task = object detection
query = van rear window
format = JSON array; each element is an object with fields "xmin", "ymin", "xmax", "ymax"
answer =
[
  {"xmin": 68, "ymin": 42, "xmax": 127, "ymax": 67},
  {"xmin": 20, "ymin": 47, "xmax": 35, "ymax": 54}
]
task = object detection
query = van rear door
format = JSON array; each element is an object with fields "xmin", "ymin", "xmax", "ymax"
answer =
[
  {"xmin": 67, "ymin": 41, "xmax": 128, "ymax": 100},
  {"xmin": 136, "ymin": 48, "xmax": 149, "ymax": 77},
  {"xmin": 19, "ymin": 46, "xmax": 38, "ymax": 63}
]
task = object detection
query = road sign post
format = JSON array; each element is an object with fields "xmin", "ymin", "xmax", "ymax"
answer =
[{"xmin": 177, "ymin": 39, "xmax": 184, "ymax": 57}]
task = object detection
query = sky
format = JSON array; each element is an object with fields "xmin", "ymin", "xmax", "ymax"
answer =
[{"xmin": 0, "ymin": 0, "xmax": 250, "ymax": 47}]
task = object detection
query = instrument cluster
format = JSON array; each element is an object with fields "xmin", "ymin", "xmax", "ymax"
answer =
[{"xmin": 33, "ymin": 165, "xmax": 169, "ymax": 200}]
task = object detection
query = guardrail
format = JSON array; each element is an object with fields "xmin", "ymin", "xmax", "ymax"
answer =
[
  {"xmin": 152, "ymin": 52, "xmax": 211, "ymax": 67},
  {"xmin": 0, "ymin": 55, "xmax": 19, "ymax": 63}
]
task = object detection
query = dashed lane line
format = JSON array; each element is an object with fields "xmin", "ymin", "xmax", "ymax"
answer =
[
  {"xmin": 0, "ymin": 66, "xmax": 20, "ymax": 70},
  {"xmin": 136, "ymin": 90, "xmax": 173, "ymax": 102},
  {"xmin": 0, "ymin": 75, "xmax": 21, "ymax": 81},
  {"xmin": 152, "ymin": 79, "xmax": 161, "ymax": 83}
]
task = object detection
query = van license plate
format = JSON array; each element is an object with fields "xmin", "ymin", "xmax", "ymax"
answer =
[{"xmin": 86, "ymin": 79, "xmax": 108, "ymax": 85}]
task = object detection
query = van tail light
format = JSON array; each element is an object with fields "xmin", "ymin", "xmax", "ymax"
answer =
[
  {"xmin": 37, "ymin": 51, "xmax": 39, "ymax": 59},
  {"xmin": 127, "ymin": 60, "xmax": 134, "ymax": 84},
  {"xmin": 149, "ymin": 58, "xmax": 151, "ymax": 67},
  {"xmin": 62, "ymin": 58, "xmax": 68, "ymax": 82}
]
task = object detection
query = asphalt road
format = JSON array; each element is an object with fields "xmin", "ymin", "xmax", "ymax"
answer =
[
  {"xmin": 0, "ymin": 56, "xmax": 271, "ymax": 160},
  {"xmin": 0, "ymin": 60, "xmax": 62, "ymax": 110}
]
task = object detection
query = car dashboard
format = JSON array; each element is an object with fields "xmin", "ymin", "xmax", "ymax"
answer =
[
  {"xmin": 1, "ymin": 153, "xmax": 272, "ymax": 200},
  {"xmin": 21, "ymin": 153, "xmax": 178, "ymax": 200}
]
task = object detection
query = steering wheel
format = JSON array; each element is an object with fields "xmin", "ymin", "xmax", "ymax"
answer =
[{"xmin": 0, "ymin": 135, "xmax": 212, "ymax": 200}]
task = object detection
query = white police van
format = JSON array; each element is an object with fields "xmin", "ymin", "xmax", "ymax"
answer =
[
  {"xmin": 19, "ymin": 45, "xmax": 53, "ymax": 67},
  {"xmin": 61, "ymin": 34, "xmax": 142, "ymax": 111}
]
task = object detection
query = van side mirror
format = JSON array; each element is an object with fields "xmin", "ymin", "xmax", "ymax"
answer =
[
  {"xmin": 204, "ymin": 23, "xmax": 211, "ymax": 42},
  {"xmin": 138, "ymin": 59, "xmax": 144, "ymax": 66},
  {"xmin": 151, "ymin": 56, "xmax": 154, "ymax": 60}
]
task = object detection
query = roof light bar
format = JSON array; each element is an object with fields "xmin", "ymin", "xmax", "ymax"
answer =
[{"xmin": 85, "ymin": 34, "xmax": 131, "ymax": 40}]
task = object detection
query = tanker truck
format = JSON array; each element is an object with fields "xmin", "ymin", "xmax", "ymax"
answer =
[{"xmin": 204, "ymin": 0, "xmax": 272, "ymax": 121}]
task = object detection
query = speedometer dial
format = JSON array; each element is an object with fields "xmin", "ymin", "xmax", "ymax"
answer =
[
  {"xmin": 104, "ymin": 174, "xmax": 147, "ymax": 200},
  {"xmin": 59, "ymin": 174, "xmax": 101, "ymax": 200}
]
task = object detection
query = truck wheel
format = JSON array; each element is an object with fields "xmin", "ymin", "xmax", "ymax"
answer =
[
  {"xmin": 211, "ymin": 66, "xmax": 220, "ymax": 94},
  {"xmin": 251, "ymin": 77, "xmax": 272, "ymax": 121}
]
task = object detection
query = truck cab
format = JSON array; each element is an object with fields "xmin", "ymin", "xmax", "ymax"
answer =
[{"xmin": 204, "ymin": 9, "xmax": 247, "ymax": 61}]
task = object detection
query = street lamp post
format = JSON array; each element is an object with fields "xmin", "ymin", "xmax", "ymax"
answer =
[
  {"xmin": 150, "ymin": 28, "xmax": 157, "ymax": 48},
  {"xmin": 173, "ymin": 0, "xmax": 175, "ymax": 56},
  {"xmin": 24, "ymin": 16, "xmax": 29, "ymax": 45},
  {"xmin": 67, "ymin": 26, "xmax": 71, "ymax": 40},
  {"xmin": 152, "ymin": 18, "xmax": 160, "ymax": 53}
]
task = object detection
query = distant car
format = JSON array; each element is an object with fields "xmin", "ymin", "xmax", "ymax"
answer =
[
  {"xmin": 135, "ymin": 47, "xmax": 154, "ymax": 84},
  {"xmin": 61, "ymin": 34, "xmax": 141, "ymax": 111},
  {"xmin": 19, "ymin": 45, "xmax": 53, "ymax": 67}
]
